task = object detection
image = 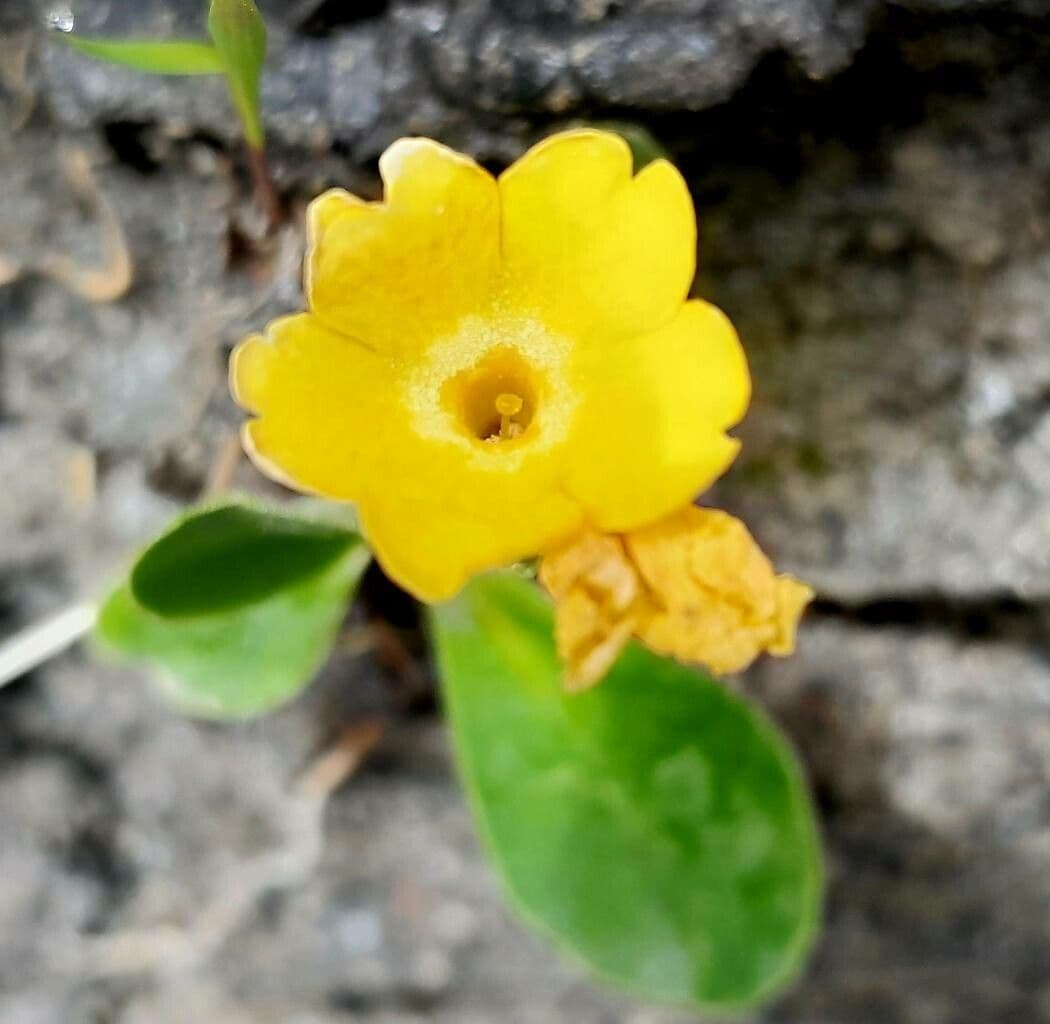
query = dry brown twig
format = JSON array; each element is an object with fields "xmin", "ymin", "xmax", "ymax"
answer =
[
  {"xmin": 0, "ymin": 31, "xmax": 36, "ymax": 130},
  {"xmin": 202, "ymin": 431, "xmax": 246, "ymax": 497},
  {"xmin": 33, "ymin": 148, "xmax": 134, "ymax": 303},
  {"xmin": 0, "ymin": 148, "xmax": 134, "ymax": 301},
  {"xmin": 246, "ymin": 145, "xmax": 283, "ymax": 236}
]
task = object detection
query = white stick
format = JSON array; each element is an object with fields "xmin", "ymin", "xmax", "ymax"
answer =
[{"xmin": 0, "ymin": 603, "xmax": 98, "ymax": 690}]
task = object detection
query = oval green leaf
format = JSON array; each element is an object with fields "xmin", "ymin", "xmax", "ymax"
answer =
[
  {"xmin": 207, "ymin": 0, "xmax": 267, "ymax": 149},
  {"xmin": 60, "ymin": 36, "xmax": 225, "ymax": 75},
  {"xmin": 130, "ymin": 502, "xmax": 357, "ymax": 618},
  {"xmin": 97, "ymin": 541, "xmax": 368, "ymax": 719},
  {"xmin": 431, "ymin": 572, "xmax": 822, "ymax": 1011}
]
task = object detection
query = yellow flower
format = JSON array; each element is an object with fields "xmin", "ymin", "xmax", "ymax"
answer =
[
  {"xmin": 231, "ymin": 130, "xmax": 750, "ymax": 601},
  {"xmin": 540, "ymin": 506, "xmax": 814, "ymax": 691}
]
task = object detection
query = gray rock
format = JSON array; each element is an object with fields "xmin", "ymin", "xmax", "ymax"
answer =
[
  {"xmin": 748, "ymin": 621, "xmax": 1050, "ymax": 1021},
  {"xmin": 709, "ymin": 61, "xmax": 1050, "ymax": 600},
  {"xmin": 23, "ymin": 0, "xmax": 883, "ymax": 157},
  {"xmin": 0, "ymin": 128, "xmax": 230, "ymax": 457},
  {"xmin": 0, "ymin": 425, "xmax": 93, "ymax": 578}
]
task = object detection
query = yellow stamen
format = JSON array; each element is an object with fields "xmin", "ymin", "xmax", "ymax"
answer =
[{"xmin": 496, "ymin": 392, "xmax": 524, "ymax": 439}]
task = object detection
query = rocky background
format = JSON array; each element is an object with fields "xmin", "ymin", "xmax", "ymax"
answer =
[{"xmin": 2, "ymin": 0, "xmax": 1050, "ymax": 1020}]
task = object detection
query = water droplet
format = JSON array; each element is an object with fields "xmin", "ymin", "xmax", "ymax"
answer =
[{"xmin": 46, "ymin": 7, "xmax": 75, "ymax": 33}]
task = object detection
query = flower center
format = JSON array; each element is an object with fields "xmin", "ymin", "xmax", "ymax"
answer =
[
  {"xmin": 406, "ymin": 316, "xmax": 575, "ymax": 462},
  {"xmin": 444, "ymin": 346, "xmax": 539, "ymax": 445}
]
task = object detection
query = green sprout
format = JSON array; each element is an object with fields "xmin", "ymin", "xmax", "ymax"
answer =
[{"xmin": 53, "ymin": 0, "xmax": 278, "ymax": 228}]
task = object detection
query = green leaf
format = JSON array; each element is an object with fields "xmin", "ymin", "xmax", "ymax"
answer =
[
  {"xmin": 60, "ymin": 36, "xmax": 225, "ymax": 75},
  {"xmin": 207, "ymin": 0, "xmax": 267, "ymax": 149},
  {"xmin": 571, "ymin": 121, "xmax": 668, "ymax": 171},
  {"xmin": 129, "ymin": 501, "xmax": 358, "ymax": 619},
  {"xmin": 609, "ymin": 122, "xmax": 669, "ymax": 171},
  {"xmin": 431, "ymin": 573, "xmax": 822, "ymax": 1011},
  {"xmin": 97, "ymin": 542, "xmax": 368, "ymax": 719}
]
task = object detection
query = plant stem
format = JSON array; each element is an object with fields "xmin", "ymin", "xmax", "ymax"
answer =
[
  {"xmin": 246, "ymin": 143, "xmax": 281, "ymax": 233},
  {"xmin": 0, "ymin": 603, "xmax": 98, "ymax": 690}
]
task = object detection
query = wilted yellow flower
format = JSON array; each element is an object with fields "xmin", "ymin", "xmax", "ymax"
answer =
[
  {"xmin": 540, "ymin": 506, "xmax": 813, "ymax": 690},
  {"xmin": 231, "ymin": 130, "xmax": 749, "ymax": 601},
  {"xmin": 536, "ymin": 531, "xmax": 643, "ymax": 692}
]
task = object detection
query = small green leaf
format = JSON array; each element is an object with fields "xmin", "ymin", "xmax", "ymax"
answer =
[
  {"xmin": 610, "ymin": 122, "xmax": 669, "ymax": 171},
  {"xmin": 97, "ymin": 542, "xmax": 368, "ymax": 719},
  {"xmin": 431, "ymin": 573, "xmax": 822, "ymax": 1011},
  {"xmin": 208, "ymin": 0, "xmax": 267, "ymax": 149},
  {"xmin": 571, "ymin": 121, "xmax": 668, "ymax": 171},
  {"xmin": 130, "ymin": 501, "xmax": 357, "ymax": 619},
  {"xmin": 60, "ymin": 36, "xmax": 226, "ymax": 75}
]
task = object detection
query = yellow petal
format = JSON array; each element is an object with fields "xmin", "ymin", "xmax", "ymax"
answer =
[
  {"xmin": 499, "ymin": 129, "xmax": 695, "ymax": 340},
  {"xmin": 360, "ymin": 482, "xmax": 582, "ymax": 602},
  {"xmin": 233, "ymin": 313, "xmax": 585, "ymax": 601},
  {"xmin": 232, "ymin": 307, "xmax": 589, "ymax": 601},
  {"xmin": 563, "ymin": 300, "xmax": 750, "ymax": 532},
  {"xmin": 306, "ymin": 139, "xmax": 501, "ymax": 353},
  {"xmin": 230, "ymin": 313, "xmax": 394, "ymax": 500}
]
